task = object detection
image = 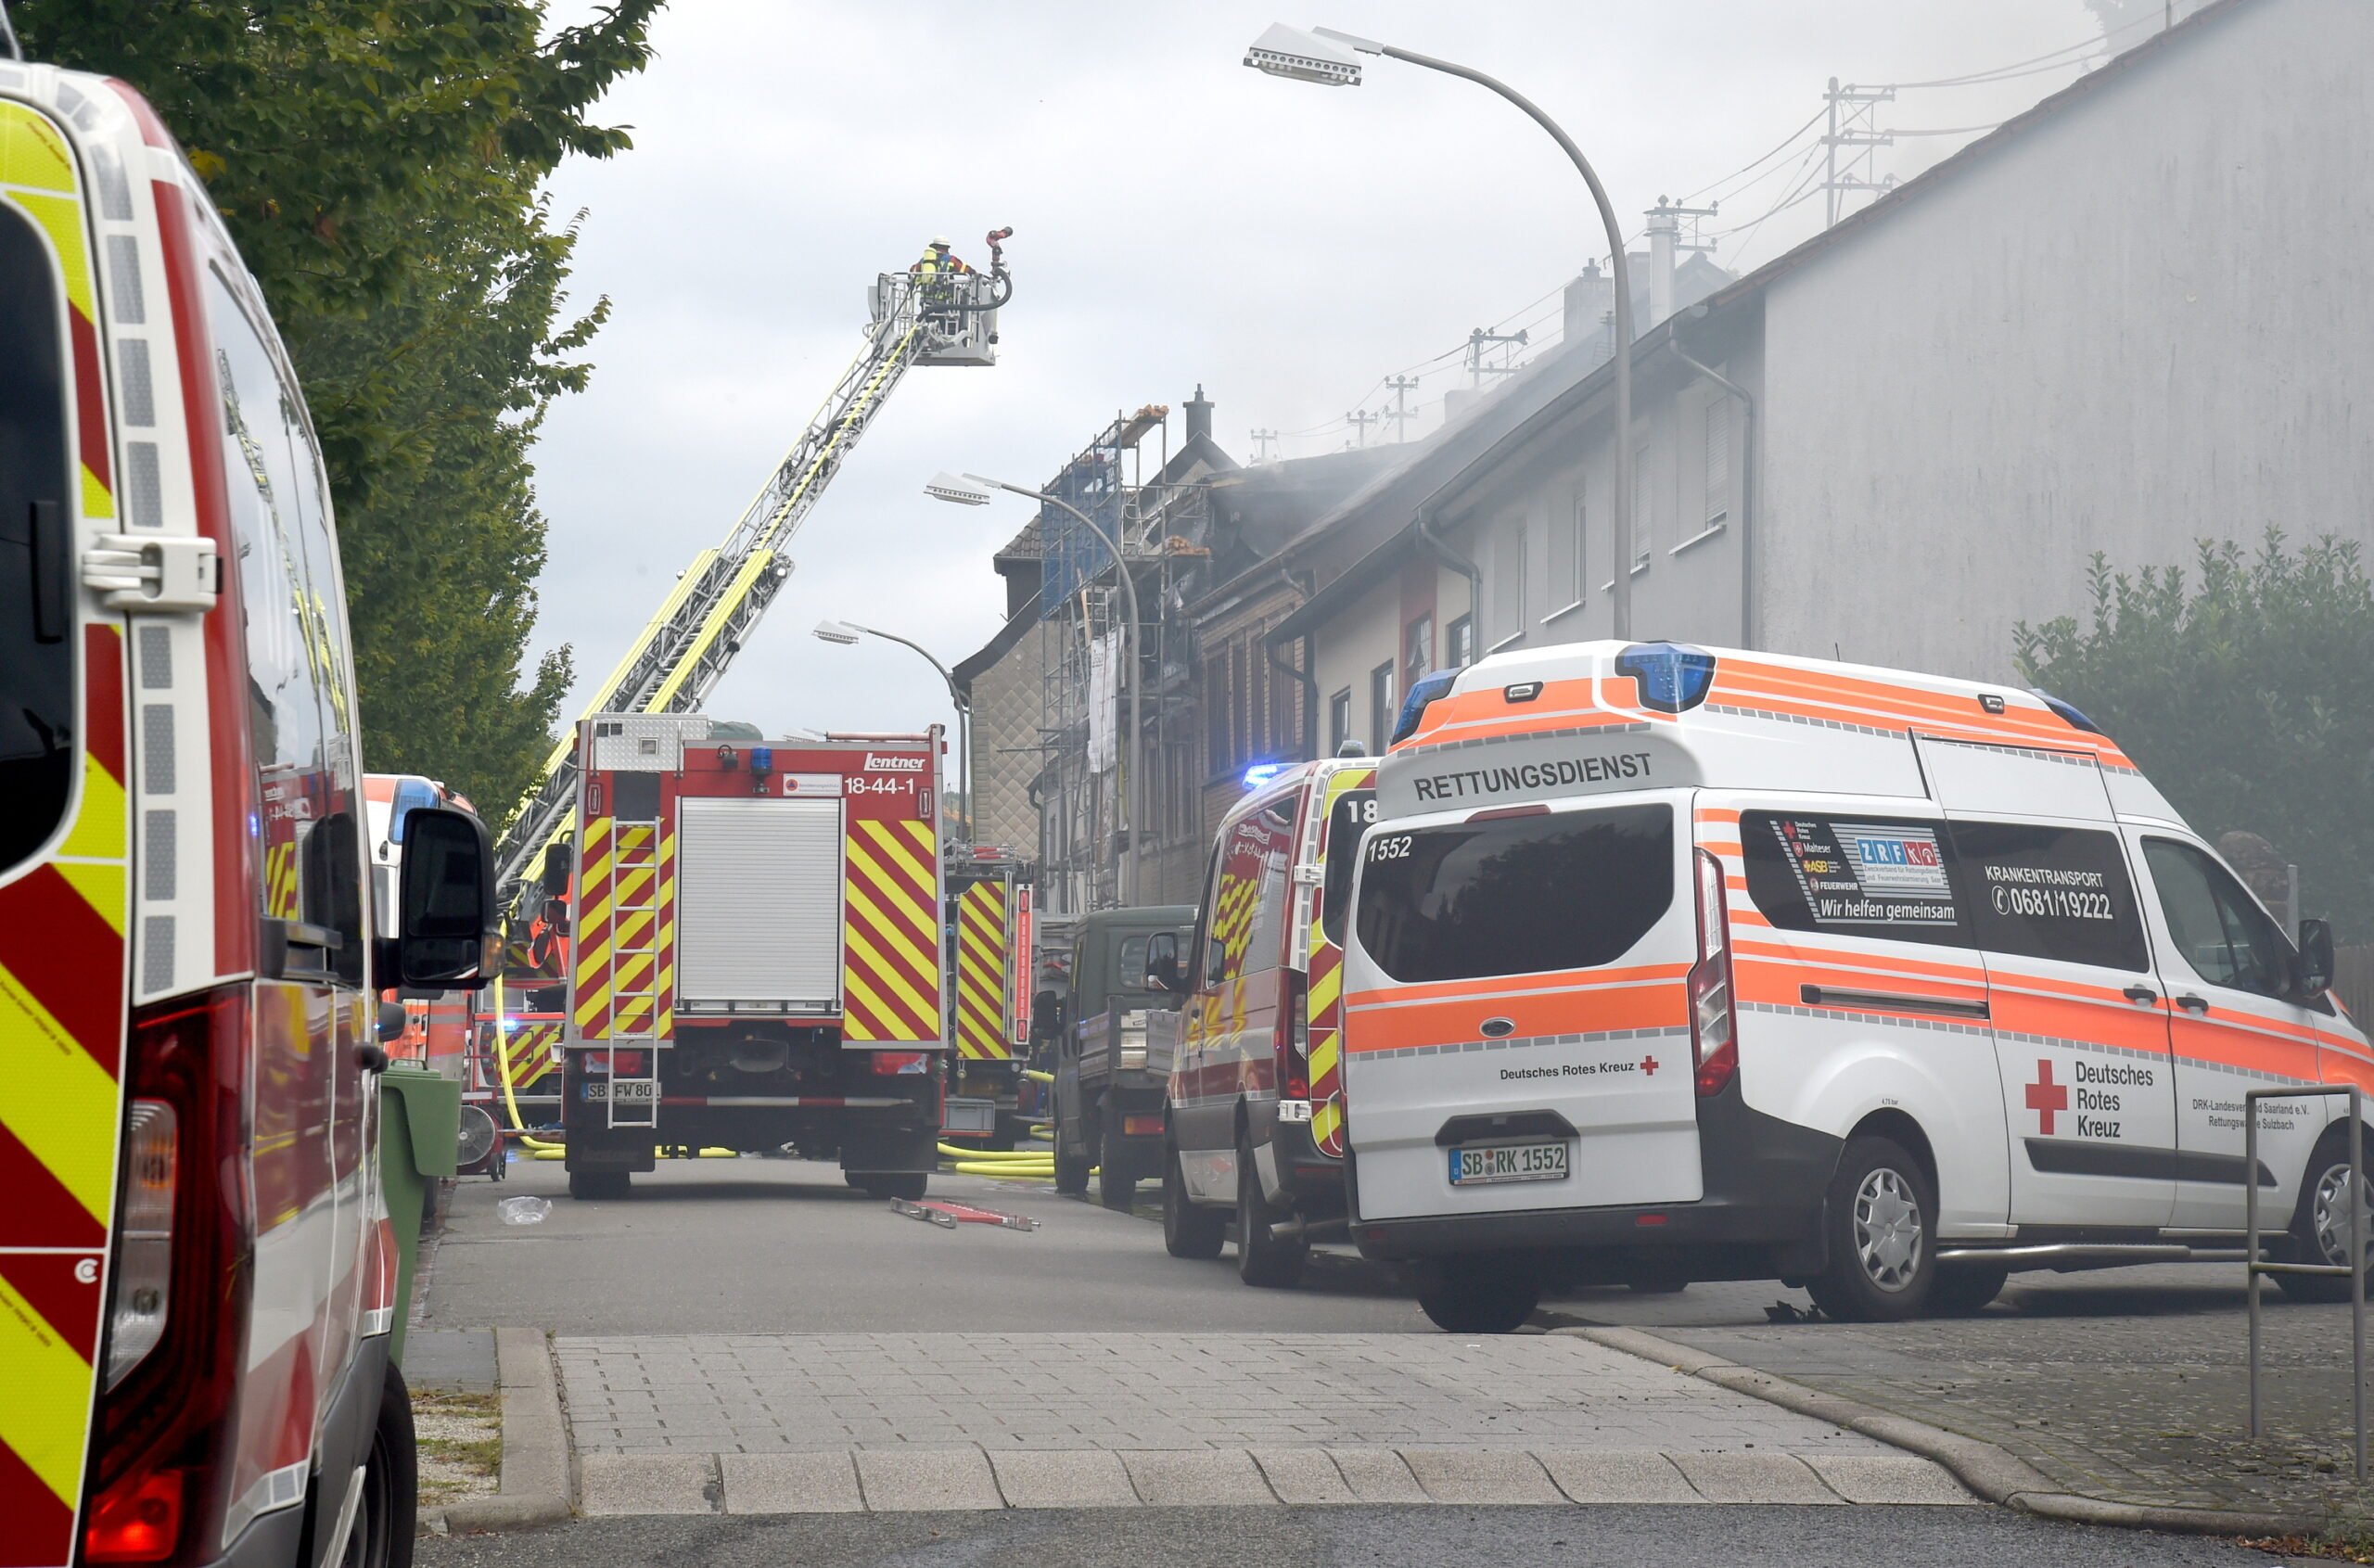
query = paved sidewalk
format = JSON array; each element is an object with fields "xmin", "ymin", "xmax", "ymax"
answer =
[
  {"xmin": 1555, "ymin": 1267, "xmax": 2373, "ymax": 1521},
  {"xmin": 555, "ymin": 1332, "xmax": 1970, "ymax": 1514}
]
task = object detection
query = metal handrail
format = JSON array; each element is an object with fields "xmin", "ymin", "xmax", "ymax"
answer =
[{"xmin": 2246, "ymin": 1083, "xmax": 2365, "ymax": 1482}]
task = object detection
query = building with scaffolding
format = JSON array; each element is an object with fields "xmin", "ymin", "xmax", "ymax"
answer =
[{"xmin": 954, "ymin": 390, "xmax": 1396, "ymax": 925}]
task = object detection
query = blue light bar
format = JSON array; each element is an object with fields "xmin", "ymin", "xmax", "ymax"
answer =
[
  {"xmin": 1615, "ymin": 643, "xmax": 1717, "ymax": 714},
  {"xmin": 1242, "ymin": 762, "xmax": 1288, "ymax": 788},
  {"xmin": 1390, "ymin": 669, "xmax": 1461, "ymax": 746},
  {"xmin": 749, "ymin": 745, "xmax": 774, "ymax": 772}
]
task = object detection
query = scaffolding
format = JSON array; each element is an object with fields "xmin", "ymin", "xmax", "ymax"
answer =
[{"xmin": 1030, "ymin": 406, "xmax": 1210, "ymax": 919}]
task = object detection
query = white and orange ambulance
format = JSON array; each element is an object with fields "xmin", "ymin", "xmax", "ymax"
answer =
[
  {"xmin": 0, "ymin": 60, "xmax": 494, "ymax": 1568},
  {"xmin": 1342, "ymin": 641, "xmax": 2371, "ymax": 1330},
  {"xmin": 1150, "ymin": 757, "xmax": 1375, "ymax": 1287}
]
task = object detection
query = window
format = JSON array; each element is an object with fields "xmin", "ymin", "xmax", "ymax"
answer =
[
  {"xmin": 1319, "ymin": 787, "xmax": 1377, "ymax": 945},
  {"xmin": 1548, "ymin": 491, "xmax": 1584, "ymax": 614},
  {"xmin": 1209, "ymin": 801, "xmax": 1294, "ymax": 984},
  {"xmin": 1328, "ymin": 688, "xmax": 1352, "ymax": 755},
  {"xmin": 208, "ymin": 268, "xmax": 364, "ymax": 979},
  {"xmin": 1205, "ymin": 646, "xmax": 1230, "ymax": 774},
  {"xmin": 1446, "ymin": 614, "xmax": 1475, "ymax": 669},
  {"xmin": 1355, "ymin": 803, "xmax": 1674, "ymax": 983},
  {"xmin": 1490, "ymin": 523, "xmax": 1526, "ymax": 646},
  {"xmin": 2141, "ymin": 837, "xmax": 2298, "ymax": 1000},
  {"xmin": 0, "ymin": 204, "xmax": 73, "ymax": 875},
  {"xmin": 1704, "ymin": 403, "xmax": 1730, "ymax": 526},
  {"xmin": 1249, "ymin": 639, "xmax": 1268, "ymax": 760},
  {"xmin": 1368, "ymin": 660, "xmax": 1397, "ymax": 756},
  {"xmin": 1404, "ymin": 613, "xmax": 1434, "ymax": 685},
  {"xmin": 1269, "ymin": 641, "xmax": 1297, "ymax": 755},
  {"xmin": 1741, "ymin": 810, "xmax": 1969, "ymax": 950},
  {"xmin": 1950, "ymin": 821, "xmax": 2149, "ymax": 972}
]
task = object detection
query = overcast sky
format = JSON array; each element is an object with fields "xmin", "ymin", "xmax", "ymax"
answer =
[{"xmin": 528, "ymin": 0, "xmax": 2145, "ymax": 744}]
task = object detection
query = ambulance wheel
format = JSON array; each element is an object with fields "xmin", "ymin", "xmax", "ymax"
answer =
[
  {"xmin": 350, "ymin": 1359, "xmax": 416, "ymax": 1568},
  {"xmin": 1097, "ymin": 1101, "xmax": 1134, "ymax": 1212},
  {"xmin": 1415, "ymin": 1255, "xmax": 1540, "ymax": 1334},
  {"xmin": 863, "ymin": 1172, "xmax": 929, "ymax": 1202},
  {"xmin": 1236, "ymin": 1138, "xmax": 1307, "ymax": 1288},
  {"xmin": 1807, "ymin": 1136, "xmax": 1936, "ymax": 1322},
  {"xmin": 1929, "ymin": 1265, "xmax": 2009, "ymax": 1316},
  {"xmin": 568, "ymin": 1169, "xmax": 630, "ymax": 1201},
  {"xmin": 1163, "ymin": 1147, "xmax": 1225, "ymax": 1260},
  {"xmin": 2277, "ymin": 1135, "xmax": 2373, "ymax": 1304}
]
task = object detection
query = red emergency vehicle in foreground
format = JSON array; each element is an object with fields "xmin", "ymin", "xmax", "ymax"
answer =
[
  {"xmin": 0, "ymin": 62, "xmax": 495, "ymax": 1568},
  {"xmin": 558, "ymin": 718, "xmax": 949, "ymax": 1200}
]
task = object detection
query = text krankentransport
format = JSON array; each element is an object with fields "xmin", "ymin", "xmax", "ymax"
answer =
[{"xmin": 1410, "ymin": 751, "xmax": 1653, "ymax": 803}]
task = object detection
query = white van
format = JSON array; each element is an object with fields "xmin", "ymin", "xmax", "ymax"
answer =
[{"xmin": 1342, "ymin": 641, "xmax": 2370, "ymax": 1331}]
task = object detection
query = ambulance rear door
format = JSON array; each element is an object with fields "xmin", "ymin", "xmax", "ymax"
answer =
[{"xmin": 1342, "ymin": 791, "xmax": 1700, "ymax": 1223}]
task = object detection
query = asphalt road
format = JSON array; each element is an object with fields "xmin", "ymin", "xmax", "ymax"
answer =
[
  {"xmin": 418, "ymin": 1153, "xmax": 1430, "ymax": 1335},
  {"xmin": 416, "ymin": 1504, "xmax": 2305, "ymax": 1567}
]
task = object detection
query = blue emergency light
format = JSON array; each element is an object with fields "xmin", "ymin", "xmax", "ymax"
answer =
[
  {"xmin": 1615, "ymin": 642, "xmax": 1717, "ymax": 714},
  {"xmin": 749, "ymin": 746, "xmax": 774, "ymax": 772},
  {"xmin": 388, "ymin": 776, "xmax": 439, "ymax": 843},
  {"xmin": 1390, "ymin": 669, "xmax": 1461, "ymax": 746},
  {"xmin": 1242, "ymin": 762, "xmax": 1287, "ymax": 788}
]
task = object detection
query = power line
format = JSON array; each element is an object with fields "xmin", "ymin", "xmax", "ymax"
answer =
[{"xmin": 1879, "ymin": 9, "xmax": 2158, "ymax": 91}]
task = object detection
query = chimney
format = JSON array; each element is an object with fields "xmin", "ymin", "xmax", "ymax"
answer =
[
  {"xmin": 1564, "ymin": 261, "xmax": 1610, "ymax": 352},
  {"xmin": 1184, "ymin": 384, "xmax": 1213, "ymax": 447},
  {"xmin": 1645, "ymin": 198, "xmax": 1678, "ymax": 327}
]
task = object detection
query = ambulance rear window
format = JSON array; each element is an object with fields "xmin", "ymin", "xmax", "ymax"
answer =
[
  {"xmin": 1354, "ymin": 804, "xmax": 1673, "ymax": 983},
  {"xmin": 0, "ymin": 202, "xmax": 74, "ymax": 875}
]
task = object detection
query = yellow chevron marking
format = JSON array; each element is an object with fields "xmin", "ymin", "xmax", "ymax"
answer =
[
  {"xmin": 58, "ymin": 751, "xmax": 126, "ymax": 863},
  {"xmin": 0, "ymin": 102, "xmax": 75, "ymax": 193},
  {"xmin": 846, "ymin": 850, "xmax": 935, "ymax": 971},
  {"xmin": 573, "ymin": 979, "xmax": 609, "ymax": 1032},
  {"xmin": 841, "ymin": 969, "xmax": 907, "ymax": 1042},
  {"xmin": 51, "ymin": 861, "xmax": 125, "ymax": 938},
  {"xmin": 843, "ymin": 924, "xmax": 936, "ymax": 1031},
  {"xmin": 12, "ymin": 190, "xmax": 94, "ymax": 325},
  {"xmin": 0, "ymin": 1269, "xmax": 89, "ymax": 1505},
  {"xmin": 1308, "ymin": 962, "xmax": 1342, "ymax": 1017},
  {"xmin": 859, "ymin": 819, "xmax": 935, "ymax": 890},
  {"xmin": 0, "ymin": 965, "xmax": 118, "ymax": 1227}
]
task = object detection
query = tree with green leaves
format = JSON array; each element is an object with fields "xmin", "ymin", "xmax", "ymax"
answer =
[
  {"xmin": 16, "ymin": 0, "xmax": 661, "ymax": 817},
  {"xmin": 2015, "ymin": 532, "xmax": 2374, "ymax": 941}
]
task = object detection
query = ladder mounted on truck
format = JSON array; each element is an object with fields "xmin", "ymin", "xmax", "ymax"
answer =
[{"xmin": 492, "ymin": 229, "xmax": 1016, "ymax": 914}]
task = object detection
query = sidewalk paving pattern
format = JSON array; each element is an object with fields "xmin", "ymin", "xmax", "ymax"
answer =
[{"xmin": 557, "ymin": 1332, "xmax": 1972, "ymax": 1514}]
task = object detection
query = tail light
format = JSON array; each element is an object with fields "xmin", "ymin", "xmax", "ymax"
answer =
[
  {"xmin": 1276, "ymin": 971, "xmax": 1309, "ymax": 1101},
  {"xmin": 1688, "ymin": 848, "xmax": 1738, "ymax": 1099},
  {"xmin": 870, "ymin": 1051, "xmax": 930, "ymax": 1075},
  {"xmin": 88, "ymin": 985, "xmax": 253, "ymax": 1564}
]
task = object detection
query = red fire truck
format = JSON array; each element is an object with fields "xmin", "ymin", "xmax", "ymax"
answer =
[
  {"xmin": 558, "ymin": 717, "xmax": 950, "ymax": 1200},
  {"xmin": 942, "ymin": 845, "xmax": 1033, "ymax": 1147}
]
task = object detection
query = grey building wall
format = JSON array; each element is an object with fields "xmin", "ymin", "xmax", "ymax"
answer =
[{"xmin": 1757, "ymin": 0, "xmax": 2374, "ymax": 682}]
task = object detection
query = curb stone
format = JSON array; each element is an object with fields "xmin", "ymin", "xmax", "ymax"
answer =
[
  {"xmin": 1554, "ymin": 1323, "xmax": 2323, "ymax": 1537},
  {"xmin": 417, "ymin": 1327, "xmax": 574, "ymax": 1536}
]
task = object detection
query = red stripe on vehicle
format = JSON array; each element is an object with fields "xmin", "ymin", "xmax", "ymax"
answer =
[
  {"xmin": 0, "ymin": 867, "xmax": 126, "ymax": 1078},
  {"xmin": 0, "ymin": 1435, "xmax": 74, "ymax": 1568},
  {"xmin": 83, "ymin": 624, "xmax": 125, "ymax": 786},
  {"xmin": 0, "ymin": 1120, "xmax": 105, "ymax": 1250},
  {"xmin": 0, "ymin": 1248, "xmax": 104, "ymax": 1365}
]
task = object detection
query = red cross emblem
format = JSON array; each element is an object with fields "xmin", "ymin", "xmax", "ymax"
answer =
[
  {"xmin": 1640, "ymin": 1055, "xmax": 1660, "ymax": 1077},
  {"xmin": 2025, "ymin": 1060, "xmax": 2068, "ymax": 1135}
]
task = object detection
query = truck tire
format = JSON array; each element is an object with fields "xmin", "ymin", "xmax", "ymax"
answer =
[
  {"xmin": 1415, "ymin": 1254, "xmax": 1539, "ymax": 1333},
  {"xmin": 1054, "ymin": 1088, "xmax": 1091, "ymax": 1195},
  {"xmin": 350, "ymin": 1358, "xmax": 416, "ymax": 1568},
  {"xmin": 568, "ymin": 1169, "xmax": 630, "ymax": 1201},
  {"xmin": 1929, "ymin": 1264, "xmax": 2009, "ymax": 1316},
  {"xmin": 863, "ymin": 1172, "xmax": 929, "ymax": 1202},
  {"xmin": 1163, "ymin": 1147, "xmax": 1224, "ymax": 1259},
  {"xmin": 2277, "ymin": 1130, "xmax": 2373, "ymax": 1304},
  {"xmin": 1806, "ymin": 1136, "xmax": 1936, "ymax": 1322},
  {"xmin": 1097, "ymin": 1099, "xmax": 1133, "ymax": 1212},
  {"xmin": 1236, "ymin": 1137, "xmax": 1307, "ymax": 1288}
]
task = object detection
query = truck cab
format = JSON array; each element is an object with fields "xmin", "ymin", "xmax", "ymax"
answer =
[{"xmin": 1049, "ymin": 906, "xmax": 1193, "ymax": 1209}]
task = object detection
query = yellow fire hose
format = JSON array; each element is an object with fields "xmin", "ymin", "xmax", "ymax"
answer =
[
  {"xmin": 1021, "ymin": 1068, "xmax": 1053, "ymax": 1085},
  {"xmin": 491, "ymin": 972, "xmax": 565, "ymax": 1151}
]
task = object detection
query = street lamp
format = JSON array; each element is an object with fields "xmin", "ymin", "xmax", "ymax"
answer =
[
  {"xmin": 1247, "ymin": 23, "xmax": 1637, "ymax": 639},
  {"xmin": 812, "ymin": 618, "xmax": 972, "ymax": 841},
  {"xmin": 925, "ymin": 470, "xmax": 1145, "ymax": 904}
]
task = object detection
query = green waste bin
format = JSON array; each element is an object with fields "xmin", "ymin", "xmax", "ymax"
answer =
[{"xmin": 378, "ymin": 1067, "xmax": 460, "ymax": 1368}]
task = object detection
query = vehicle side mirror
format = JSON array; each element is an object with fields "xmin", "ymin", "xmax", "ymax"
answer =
[
  {"xmin": 2297, "ymin": 917, "xmax": 2335, "ymax": 999},
  {"xmin": 377, "ymin": 1000, "xmax": 408, "ymax": 1040},
  {"xmin": 380, "ymin": 807, "xmax": 496, "ymax": 990},
  {"xmin": 1145, "ymin": 931, "xmax": 1182, "ymax": 994}
]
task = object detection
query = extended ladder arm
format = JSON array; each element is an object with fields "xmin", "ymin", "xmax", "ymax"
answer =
[{"xmin": 493, "ymin": 238, "xmax": 1013, "ymax": 908}]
